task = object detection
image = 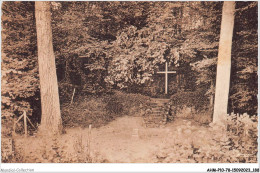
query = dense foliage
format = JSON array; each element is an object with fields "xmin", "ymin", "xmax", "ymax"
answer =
[
  {"xmin": 1, "ymin": 1, "xmax": 258, "ymax": 127},
  {"xmin": 229, "ymin": 2, "xmax": 258, "ymax": 115},
  {"xmin": 2, "ymin": 2, "xmax": 39, "ymax": 123}
]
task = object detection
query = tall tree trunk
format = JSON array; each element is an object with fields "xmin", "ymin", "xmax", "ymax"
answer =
[
  {"xmin": 35, "ymin": 2, "xmax": 62, "ymax": 134},
  {"xmin": 213, "ymin": 1, "xmax": 235, "ymax": 123}
]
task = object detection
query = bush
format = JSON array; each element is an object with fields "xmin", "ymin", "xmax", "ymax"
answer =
[
  {"xmin": 206, "ymin": 113, "xmax": 258, "ymax": 163},
  {"xmin": 105, "ymin": 97, "xmax": 124, "ymax": 115},
  {"xmin": 103, "ymin": 90, "xmax": 151, "ymax": 116},
  {"xmin": 61, "ymin": 95, "xmax": 109, "ymax": 128},
  {"xmin": 170, "ymin": 90, "xmax": 209, "ymax": 110},
  {"xmin": 153, "ymin": 113, "xmax": 258, "ymax": 163},
  {"xmin": 225, "ymin": 113, "xmax": 258, "ymax": 162},
  {"xmin": 61, "ymin": 90, "xmax": 151, "ymax": 128},
  {"xmin": 193, "ymin": 111, "xmax": 213, "ymax": 124},
  {"xmin": 169, "ymin": 90, "xmax": 210, "ymax": 121}
]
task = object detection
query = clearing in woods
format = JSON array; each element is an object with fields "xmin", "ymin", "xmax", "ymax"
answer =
[{"xmin": 15, "ymin": 115, "xmax": 216, "ymax": 163}]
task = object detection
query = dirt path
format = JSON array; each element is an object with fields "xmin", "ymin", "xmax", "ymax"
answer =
[{"xmin": 14, "ymin": 116, "xmax": 215, "ymax": 163}]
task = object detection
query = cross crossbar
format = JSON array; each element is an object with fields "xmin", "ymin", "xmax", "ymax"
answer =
[{"xmin": 157, "ymin": 61, "xmax": 176, "ymax": 94}]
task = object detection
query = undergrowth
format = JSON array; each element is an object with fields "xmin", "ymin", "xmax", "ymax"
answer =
[
  {"xmin": 154, "ymin": 113, "xmax": 258, "ymax": 163},
  {"xmin": 61, "ymin": 90, "xmax": 151, "ymax": 128},
  {"xmin": 7, "ymin": 131, "xmax": 108, "ymax": 163}
]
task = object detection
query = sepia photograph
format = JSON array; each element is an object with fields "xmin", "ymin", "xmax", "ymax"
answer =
[{"xmin": 1, "ymin": 0, "xmax": 258, "ymax": 171}]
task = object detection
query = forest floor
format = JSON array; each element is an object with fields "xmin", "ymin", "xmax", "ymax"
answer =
[
  {"xmin": 76, "ymin": 116, "xmax": 212, "ymax": 163},
  {"xmin": 5, "ymin": 92, "xmax": 257, "ymax": 163},
  {"xmin": 13, "ymin": 115, "xmax": 233, "ymax": 163}
]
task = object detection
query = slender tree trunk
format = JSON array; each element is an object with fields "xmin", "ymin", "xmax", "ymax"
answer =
[
  {"xmin": 213, "ymin": 2, "xmax": 235, "ymax": 123},
  {"xmin": 210, "ymin": 80, "xmax": 214, "ymax": 109},
  {"xmin": 35, "ymin": 2, "xmax": 62, "ymax": 134}
]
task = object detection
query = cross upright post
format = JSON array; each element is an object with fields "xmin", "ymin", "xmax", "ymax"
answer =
[{"xmin": 157, "ymin": 61, "xmax": 176, "ymax": 94}]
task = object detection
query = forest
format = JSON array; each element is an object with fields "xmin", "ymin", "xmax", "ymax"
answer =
[{"xmin": 1, "ymin": 1, "xmax": 258, "ymax": 164}]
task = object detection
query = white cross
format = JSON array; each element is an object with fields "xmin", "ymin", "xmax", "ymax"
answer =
[{"xmin": 157, "ymin": 61, "xmax": 176, "ymax": 94}]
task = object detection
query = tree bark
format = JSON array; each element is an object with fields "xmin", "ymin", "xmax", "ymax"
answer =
[
  {"xmin": 35, "ymin": 2, "xmax": 62, "ymax": 134},
  {"xmin": 213, "ymin": 2, "xmax": 235, "ymax": 123}
]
